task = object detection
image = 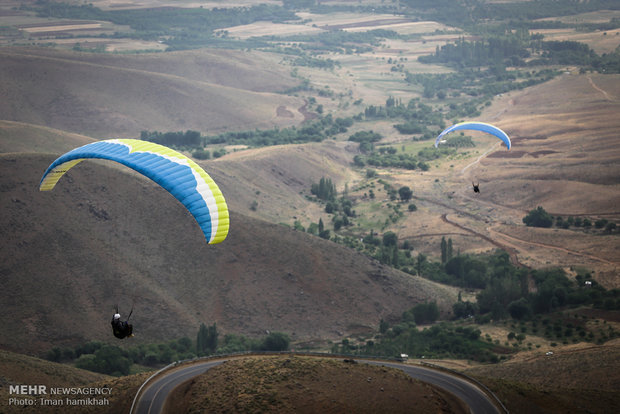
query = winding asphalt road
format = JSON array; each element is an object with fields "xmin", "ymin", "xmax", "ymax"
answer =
[
  {"xmin": 131, "ymin": 357, "xmax": 502, "ymax": 414},
  {"xmin": 365, "ymin": 361, "xmax": 500, "ymax": 414}
]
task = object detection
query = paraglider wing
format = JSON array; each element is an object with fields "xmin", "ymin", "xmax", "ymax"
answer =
[
  {"xmin": 39, "ymin": 139, "xmax": 229, "ymax": 244},
  {"xmin": 434, "ymin": 122, "xmax": 511, "ymax": 150}
]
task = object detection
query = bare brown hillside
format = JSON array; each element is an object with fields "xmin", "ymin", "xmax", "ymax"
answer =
[
  {"xmin": 210, "ymin": 141, "xmax": 363, "ymax": 224},
  {"xmin": 0, "ymin": 120, "xmax": 94, "ymax": 154},
  {"xmin": 477, "ymin": 73, "xmax": 620, "ymax": 215},
  {"xmin": 390, "ymin": 73, "xmax": 620, "ymax": 285},
  {"xmin": 0, "ymin": 349, "xmax": 109, "ymax": 388},
  {"xmin": 0, "ymin": 152, "xmax": 459, "ymax": 354},
  {"xmin": 0, "ymin": 349, "xmax": 149, "ymax": 414},
  {"xmin": 464, "ymin": 339, "xmax": 620, "ymax": 414},
  {"xmin": 0, "ymin": 47, "xmax": 306, "ymax": 138}
]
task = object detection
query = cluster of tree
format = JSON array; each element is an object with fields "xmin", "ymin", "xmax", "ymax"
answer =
[
  {"xmin": 471, "ymin": 0, "xmax": 620, "ymax": 23},
  {"xmin": 402, "ymin": 0, "xmax": 620, "ymax": 36},
  {"xmin": 537, "ymin": 40, "xmax": 620, "ymax": 73},
  {"xmin": 530, "ymin": 312, "xmax": 618, "ymax": 345},
  {"xmin": 407, "ymin": 66, "xmax": 558, "ymax": 103},
  {"xmin": 555, "ymin": 215, "xmax": 616, "ymax": 231},
  {"xmin": 399, "ymin": 0, "xmax": 472, "ymax": 28},
  {"xmin": 140, "ymin": 130, "xmax": 202, "ymax": 148},
  {"xmin": 196, "ymin": 323, "xmax": 291, "ymax": 355},
  {"xmin": 336, "ymin": 254, "xmax": 618, "ymax": 360},
  {"xmin": 356, "ymin": 231, "xmax": 619, "ymax": 332},
  {"xmin": 27, "ymin": 1, "xmax": 298, "ymax": 49},
  {"xmin": 347, "ymin": 130, "xmax": 383, "ymax": 154},
  {"xmin": 522, "ymin": 206, "xmax": 553, "ymax": 227},
  {"xmin": 307, "ymin": 177, "xmax": 421, "ymax": 259},
  {"xmin": 290, "ymin": 55, "xmax": 338, "ymax": 69},
  {"xmin": 452, "ymin": 257, "xmax": 620, "ymax": 324},
  {"xmin": 304, "ymin": 178, "xmax": 420, "ymax": 244},
  {"xmin": 402, "ymin": 301, "xmax": 440, "ymax": 325},
  {"xmin": 353, "ymin": 146, "xmax": 449, "ymax": 171},
  {"xmin": 27, "ymin": 0, "xmax": 620, "ymax": 73},
  {"xmin": 363, "ymin": 98, "xmax": 443, "ymax": 140},
  {"xmin": 205, "ymin": 115, "xmax": 353, "ymax": 147},
  {"xmin": 296, "ymin": 217, "xmax": 331, "ymax": 240},
  {"xmin": 270, "ymin": 29, "xmax": 397, "ymax": 55},
  {"xmin": 440, "ymin": 236, "xmax": 454, "ymax": 264},
  {"xmin": 354, "ymin": 151, "xmax": 432, "ymax": 171},
  {"xmin": 523, "ymin": 207, "xmax": 617, "ymax": 233},
  {"xmin": 308, "ymin": 178, "xmax": 356, "ymax": 231},
  {"xmin": 419, "ymin": 35, "xmax": 531, "ymax": 68},
  {"xmin": 414, "ymin": 238, "xmax": 620, "ymax": 317},
  {"xmin": 196, "ymin": 323, "xmax": 218, "ymax": 356},
  {"xmin": 310, "ymin": 177, "xmax": 337, "ymax": 201},
  {"xmin": 217, "ymin": 332, "xmax": 291, "ymax": 354},
  {"xmin": 414, "ymin": 248, "xmax": 508, "ymax": 290},
  {"xmin": 418, "ymin": 28, "xmax": 619, "ymax": 74},
  {"xmin": 366, "ymin": 231, "xmax": 404, "ymax": 267},
  {"xmin": 45, "ymin": 337, "xmax": 195, "ymax": 376},
  {"xmin": 335, "ymin": 320, "xmax": 503, "ymax": 363},
  {"xmin": 44, "ymin": 325, "xmax": 290, "ymax": 376},
  {"xmin": 137, "ymin": 132, "xmax": 228, "ymax": 159}
]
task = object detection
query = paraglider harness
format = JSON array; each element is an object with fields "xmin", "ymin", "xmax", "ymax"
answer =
[
  {"xmin": 472, "ymin": 182, "xmax": 480, "ymax": 194},
  {"xmin": 111, "ymin": 305, "xmax": 133, "ymax": 339}
]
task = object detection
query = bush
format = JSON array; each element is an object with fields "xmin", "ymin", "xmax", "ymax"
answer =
[
  {"xmin": 402, "ymin": 302, "xmax": 439, "ymax": 325},
  {"xmin": 453, "ymin": 301, "xmax": 478, "ymax": 319},
  {"xmin": 192, "ymin": 149, "xmax": 211, "ymax": 159},
  {"xmin": 75, "ymin": 345, "xmax": 131, "ymax": 376},
  {"xmin": 523, "ymin": 206, "xmax": 553, "ymax": 227},
  {"xmin": 508, "ymin": 297, "xmax": 532, "ymax": 320},
  {"xmin": 261, "ymin": 332, "xmax": 290, "ymax": 351}
]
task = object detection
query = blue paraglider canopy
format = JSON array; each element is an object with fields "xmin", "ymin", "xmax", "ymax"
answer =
[{"xmin": 435, "ymin": 122, "xmax": 511, "ymax": 150}]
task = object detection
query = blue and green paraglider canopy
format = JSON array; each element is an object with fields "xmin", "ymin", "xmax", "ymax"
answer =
[{"xmin": 40, "ymin": 139, "xmax": 229, "ymax": 244}]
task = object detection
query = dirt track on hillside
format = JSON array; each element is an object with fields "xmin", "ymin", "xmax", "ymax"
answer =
[{"xmin": 488, "ymin": 227, "xmax": 618, "ymax": 266}]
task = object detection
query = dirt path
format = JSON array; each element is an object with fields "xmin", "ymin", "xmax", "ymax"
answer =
[
  {"xmin": 440, "ymin": 214, "xmax": 524, "ymax": 266},
  {"xmin": 587, "ymin": 75, "xmax": 616, "ymax": 101},
  {"xmin": 488, "ymin": 226, "xmax": 619, "ymax": 266},
  {"xmin": 416, "ymin": 193, "xmax": 616, "ymax": 269},
  {"xmin": 460, "ymin": 142, "xmax": 501, "ymax": 175}
]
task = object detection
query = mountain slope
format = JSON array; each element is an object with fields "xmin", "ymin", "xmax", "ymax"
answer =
[
  {"xmin": 0, "ymin": 152, "xmax": 458, "ymax": 354},
  {"xmin": 0, "ymin": 120, "xmax": 94, "ymax": 154},
  {"xmin": 209, "ymin": 141, "xmax": 362, "ymax": 224},
  {"xmin": 0, "ymin": 47, "xmax": 306, "ymax": 138}
]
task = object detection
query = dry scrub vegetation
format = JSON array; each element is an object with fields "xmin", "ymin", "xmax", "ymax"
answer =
[
  {"xmin": 0, "ymin": 350, "xmax": 149, "ymax": 414},
  {"xmin": 464, "ymin": 339, "xmax": 620, "ymax": 414},
  {"xmin": 165, "ymin": 355, "xmax": 468, "ymax": 414}
]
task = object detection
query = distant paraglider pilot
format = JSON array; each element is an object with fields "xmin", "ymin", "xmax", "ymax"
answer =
[
  {"xmin": 472, "ymin": 182, "xmax": 480, "ymax": 194},
  {"xmin": 111, "ymin": 306, "xmax": 133, "ymax": 339}
]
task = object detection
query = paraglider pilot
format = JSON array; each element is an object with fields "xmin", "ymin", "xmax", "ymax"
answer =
[
  {"xmin": 472, "ymin": 182, "xmax": 480, "ymax": 193},
  {"xmin": 111, "ymin": 306, "xmax": 133, "ymax": 339}
]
